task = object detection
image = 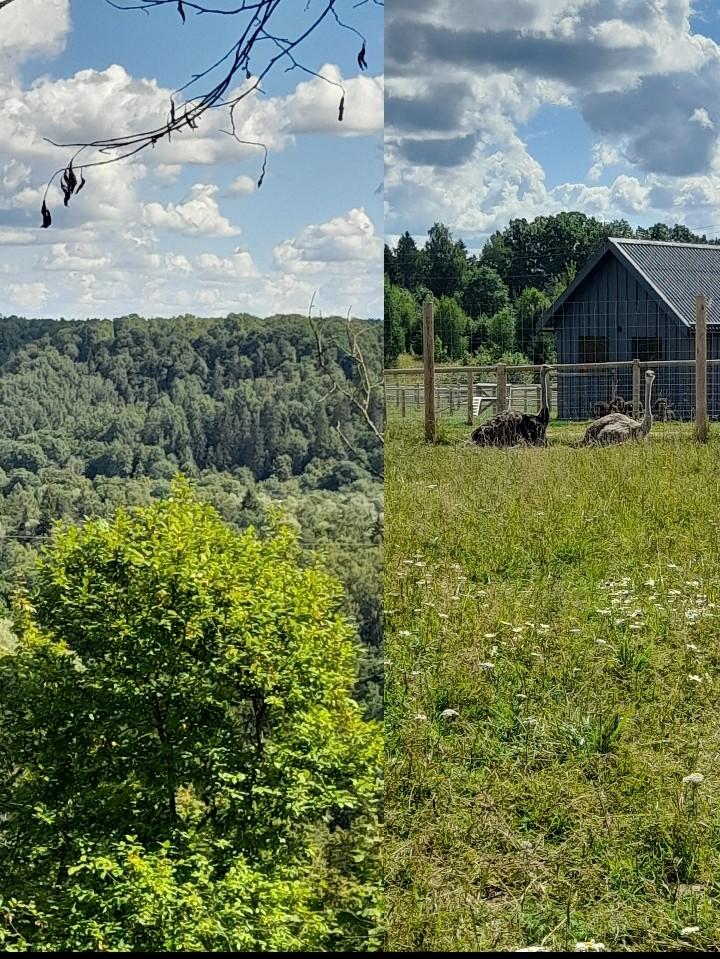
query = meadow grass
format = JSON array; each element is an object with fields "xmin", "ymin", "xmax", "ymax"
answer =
[{"xmin": 386, "ymin": 420, "xmax": 720, "ymax": 952}]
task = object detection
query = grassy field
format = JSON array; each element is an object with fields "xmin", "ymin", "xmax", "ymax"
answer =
[{"xmin": 386, "ymin": 420, "xmax": 720, "ymax": 952}]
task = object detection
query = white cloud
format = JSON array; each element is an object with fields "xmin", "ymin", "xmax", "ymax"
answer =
[
  {"xmin": 385, "ymin": 0, "xmax": 720, "ymax": 242},
  {"xmin": 228, "ymin": 175, "xmax": 256, "ymax": 196},
  {"xmin": 0, "ymin": 0, "xmax": 69, "ymax": 68},
  {"xmin": 37, "ymin": 242, "xmax": 111, "ymax": 272},
  {"xmin": 7, "ymin": 281, "xmax": 49, "ymax": 309},
  {"xmin": 143, "ymin": 184, "xmax": 240, "ymax": 237},
  {"xmin": 690, "ymin": 106, "xmax": 714, "ymax": 130},
  {"xmin": 273, "ymin": 207, "xmax": 381, "ymax": 273},
  {"xmin": 0, "ymin": 13, "xmax": 381, "ymax": 319},
  {"xmin": 196, "ymin": 249, "xmax": 257, "ymax": 278},
  {"xmin": 281, "ymin": 64, "xmax": 384, "ymax": 134}
]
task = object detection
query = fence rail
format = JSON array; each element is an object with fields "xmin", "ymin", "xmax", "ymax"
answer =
[{"xmin": 385, "ymin": 294, "xmax": 713, "ymax": 437}]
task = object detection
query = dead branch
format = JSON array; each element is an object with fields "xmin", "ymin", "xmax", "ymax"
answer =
[{"xmin": 307, "ymin": 293, "xmax": 384, "ymax": 478}]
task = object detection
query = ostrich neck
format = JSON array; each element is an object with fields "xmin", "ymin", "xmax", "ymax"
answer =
[
  {"xmin": 540, "ymin": 368, "xmax": 548, "ymax": 414},
  {"xmin": 640, "ymin": 377, "xmax": 654, "ymax": 435}
]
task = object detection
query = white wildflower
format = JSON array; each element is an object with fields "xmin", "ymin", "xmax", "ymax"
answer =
[
  {"xmin": 440, "ymin": 708, "xmax": 459, "ymax": 721},
  {"xmin": 680, "ymin": 926, "xmax": 700, "ymax": 937},
  {"xmin": 414, "ymin": 713, "xmax": 428, "ymax": 722},
  {"xmin": 682, "ymin": 773, "xmax": 705, "ymax": 786},
  {"xmin": 479, "ymin": 661, "xmax": 495, "ymax": 671},
  {"xmin": 399, "ymin": 630, "xmax": 411, "ymax": 637},
  {"xmin": 574, "ymin": 941, "xmax": 607, "ymax": 952},
  {"xmin": 688, "ymin": 674, "xmax": 703, "ymax": 683}
]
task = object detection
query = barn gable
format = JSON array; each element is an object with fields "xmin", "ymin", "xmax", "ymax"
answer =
[
  {"xmin": 534, "ymin": 237, "xmax": 720, "ymax": 421},
  {"xmin": 541, "ymin": 238, "xmax": 720, "ymax": 333}
]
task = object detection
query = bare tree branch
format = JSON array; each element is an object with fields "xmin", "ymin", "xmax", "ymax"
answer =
[
  {"xmin": 0, "ymin": 0, "xmax": 22, "ymax": 10},
  {"xmin": 37, "ymin": 0, "xmax": 381, "ymax": 226},
  {"xmin": 307, "ymin": 294, "xmax": 384, "ymax": 479}
]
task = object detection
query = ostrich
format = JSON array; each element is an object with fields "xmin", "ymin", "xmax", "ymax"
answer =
[
  {"xmin": 469, "ymin": 366, "xmax": 551, "ymax": 447},
  {"xmin": 580, "ymin": 370, "xmax": 656, "ymax": 446}
]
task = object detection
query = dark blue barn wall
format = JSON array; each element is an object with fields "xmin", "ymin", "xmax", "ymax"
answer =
[{"xmin": 551, "ymin": 251, "xmax": 707, "ymax": 420}]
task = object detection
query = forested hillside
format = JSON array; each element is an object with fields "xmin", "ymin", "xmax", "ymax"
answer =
[
  {"xmin": 0, "ymin": 312, "xmax": 383, "ymax": 715},
  {"xmin": 384, "ymin": 213, "xmax": 719, "ymax": 368}
]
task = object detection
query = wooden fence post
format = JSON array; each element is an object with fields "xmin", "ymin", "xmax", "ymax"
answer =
[
  {"xmin": 467, "ymin": 371, "xmax": 474, "ymax": 425},
  {"xmin": 632, "ymin": 358, "xmax": 641, "ymax": 419},
  {"xmin": 422, "ymin": 298, "xmax": 436, "ymax": 442},
  {"xmin": 496, "ymin": 364, "xmax": 507, "ymax": 413},
  {"xmin": 696, "ymin": 293, "xmax": 708, "ymax": 442},
  {"xmin": 401, "ymin": 388, "xmax": 406, "ymax": 419}
]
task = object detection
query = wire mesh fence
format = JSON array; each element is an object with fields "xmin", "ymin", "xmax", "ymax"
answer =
[{"xmin": 384, "ymin": 359, "xmax": 720, "ymax": 427}]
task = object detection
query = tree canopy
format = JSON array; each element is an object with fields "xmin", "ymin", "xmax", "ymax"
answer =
[
  {"xmin": 384, "ymin": 213, "xmax": 719, "ymax": 368},
  {"xmin": 0, "ymin": 481, "xmax": 382, "ymax": 951}
]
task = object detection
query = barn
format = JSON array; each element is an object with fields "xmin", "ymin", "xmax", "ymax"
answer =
[{"xmin": 538, "ymin": 237, "xmax": 720, "ymax": 421}]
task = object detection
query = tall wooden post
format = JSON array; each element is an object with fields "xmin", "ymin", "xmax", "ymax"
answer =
[
  {"xmin": 466, "ymin": 371, "xmax": 474, "ymax": 425},
  {"xmin": 422, "ymin": 298, "xmax": 436, "ymax": 442},
  {"xmin": 695, "ymin": 293, "xmax": 708, "ymax": 442},
  {"xmin": 496, "ymin": 364, "xmax": 507, "ymax": 413},
  {"xmin": 632, "ymin": 358, "xmax": 641, "ymax": 419}
]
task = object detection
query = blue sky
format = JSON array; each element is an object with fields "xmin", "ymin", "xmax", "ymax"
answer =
[
  {"xmin": 0, "ymin": 0, "xmax": 383, "ymax": 318},
  {"xmin": 385, "ymin": 0, "xmax": 720, "ymax": 251}
]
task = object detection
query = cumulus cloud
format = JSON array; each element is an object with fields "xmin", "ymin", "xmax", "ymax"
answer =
[
  {"xmin": 7, "ymin": 281, "xmax": 49, "ymax": 309},
  {"xmin": 228, "ymin": 175, "xmax": 256, "ymax": 196},
  {"xmin": 1, "ymin": 9, "xmax": 382, "ymax": 319},
  {"xmin": 385, "ymin": 0, "xmax": 720, "ymax": 243},
  {"xmin": 0, "ymin": 0, "xmax": 69, "ymax": 69},
  {"xmin": 143, "ymin": 184, "xmax": 240, "ymax": 237},
  {"xmin": 273, "ymin": 208, "xmax": 382, "ymax": 273}
]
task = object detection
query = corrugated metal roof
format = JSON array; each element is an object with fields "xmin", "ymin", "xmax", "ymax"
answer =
[{"xmin": 611, "ymin": 238, "xmax": 720, "ymax": 328}]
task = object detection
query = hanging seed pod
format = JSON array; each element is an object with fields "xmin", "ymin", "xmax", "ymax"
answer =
[
  {"xmin": 177, "ymin": 1, "xmax": 186, "ymax": 22},
  {"xmin": 338, "ymin": 95, "xmax": 345, "ymax": 122},
  {"xmin": 41, "ymin": 201, "xmax": 51, "ymax": 228},
  {"xmin": 357, "ymin": 42, "xmax": 367, "ymax": 71}
]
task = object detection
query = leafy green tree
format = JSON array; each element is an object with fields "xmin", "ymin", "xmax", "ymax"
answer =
[
  {"xmin": 395, "ymin": 231, "xmax": 423, "ymax": 290},
  {"xmin": 515, "ymin": 287, "xmax": 550, "ymax": 358},
  {"xmin": 461, "ymin": 264, "xmax": 509, "ymax": 320},
  {"xmin": 384, "ymin": 278, "xmax": 419, "ymax": 365},
  {"xmin": 434, "ymin": 295, "xmax": 469, "ymax": 360},
  {"xmin": 0, "ymin": 482, "xmax": 382, "ymax": 952},
  {"xmin": 384, "ymin": 243, "xmax": 400, "ymax": 285},
  {"xmin": 421, "ymin": 223, "xmax": 469, "ymax": 298},
  {"xmin": 487, "ymin": 305, "xmax": 516, "ymax": 355}
]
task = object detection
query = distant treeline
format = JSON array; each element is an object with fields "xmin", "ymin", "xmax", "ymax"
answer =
[
  {"xmin": 0, "ymin": 312, "xmax": 383, "ymax": 716},
  {"xmin": 384, "ymin": 213, "xmax": 718, "ymax": 367}
]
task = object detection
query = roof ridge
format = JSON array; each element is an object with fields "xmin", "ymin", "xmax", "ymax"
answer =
[{"xmin": 610, "ymin": 237, "xmax": 720, "ymax": 250}]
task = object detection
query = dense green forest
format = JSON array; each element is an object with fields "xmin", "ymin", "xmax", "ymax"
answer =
[
  {"xmin": 0, "ymin": 312, "xmax": 383, "ymax": 717},
  {"xmin": 0, "ymin": 311, "xmax": 383, "ymax": 951},
  {"xmin": 384, "ymin": 213, "xmax": 719, "ymax": 367}
]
